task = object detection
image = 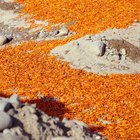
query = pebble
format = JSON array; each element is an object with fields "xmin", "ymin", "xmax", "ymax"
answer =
[
  {"xmin": 134, "ymin": 19, "xmax": 139, "ymax": 23},
  {"xmin": 7, "ymin": 108, "xmax": 17, "ymax": 116},
  {"xmin": 92, "ymin": 134, "xmax": 102, "ymax": 140},
  {"xmin": 38, "ymin": 30, "xmax": 49, "ymax": 38},
  {"xmin": 0, "ymin": 112, "xmax": 13, "ymax": 131},
  {"xmin": 120, "ymin": 48, "xmax": 127, "ymax": 55},
  {"xmin": 0, "ymin": 99, "xmax": 12, "ymax": 112},
  {"xmin": 9, "ymin": 94, "xmax": 21, "ymax": 108},
  {"xmin": 0, "ymin": 35, "xmax": 7, "ymax": 46},
  {"xmin": 55, "ymin": 26, "xmax": 69, "ymax": 37},
  {"xmin": 89, "ymin": 40, "xmax": 106, "ymax": 56},
  {"xmin": 29, "ymin": 107, "xmax": 36, "ymax": 114}
]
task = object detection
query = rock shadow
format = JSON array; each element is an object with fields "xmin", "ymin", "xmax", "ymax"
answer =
[{"xmin": 27, "ymin": 96, "xmax": 69, "ymax": 119}]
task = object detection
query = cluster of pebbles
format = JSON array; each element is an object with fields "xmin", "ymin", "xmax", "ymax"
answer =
[
  {"xmin": 0, "ymin": 1, "xmax": 75, "ymax": 48},
  {"xmin": 0, "ymin": 25, "xmax": 73, "ymax": 47},
  {"xmin": 0, "ymin": 94, "xmax": 103, "ymax": 140}
]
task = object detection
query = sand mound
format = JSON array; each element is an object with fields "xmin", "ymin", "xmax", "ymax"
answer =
[{"xmin": 51, "ymin": 22, "xmax": 140, "ymax": 75}]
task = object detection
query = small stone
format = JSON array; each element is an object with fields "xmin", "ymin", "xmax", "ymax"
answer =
[
  {"xmin": 41, "ymin": 114, "xmax": 49, "ymax": 123},
  {"xmin": 120, "ymin": 48, "xmax": 127, "ymax": 55},
  {"xmin": 30, "ymin": 114, "xmax": 38, "ymax": 120},
  {"xmin": 121, "ymin": 55, "xmax": 126, "ymax": 61},
  {"xmin": 92, "ymin": 134, "xmax": 102, "ymax": 140},
  {"xmin": 0, "ymin": 99, "xmax": 12, "ymax": 112},
  {"xmin": 9, "ymin": 94, "xmax": 21, "ymax": 108},
  {"xmin": 38, "ymin": 30, "xmax": 49, "ymax": 38},
  {"xmin": 10, "ymin": 127, "xmax": 23, "ymax": 136},
  {"xmin": 0, "ymin": 112, "xmax": 13, "ymax": 131},
  {"xmin": 134, "ymin": 19, "xmax": 139, "ymax": 23},
  {"xmin": 3, "ymin": 129, "xmax": 13, "ymax": 134},
  {"xmin": 29, "ymin": 107, "xmax": 36, "ymax": 114},
  {"xmin": 62, "ymin": 118, "xmax": 68, "ymax": 123},
  {"xmin": 0, "ymin": 35, "xmax": 7, "ymax": 46},
  {"xmin": 112, "ymin": 54, "xmax": 120, "ymax": 61},
  {"xmin": 88, "ymin": 40, "xmax": 106, "ymax": 56},
  {"xmin": 55, "ymin": 26, "xmax": 69, "ymax": 37}
]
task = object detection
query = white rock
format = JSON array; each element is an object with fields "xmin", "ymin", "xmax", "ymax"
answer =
[
  {"xmin": 9, "ymin": 94, "xmax": 21, "ymax": 108},
  {"xmin": 120, "ymin": 48, "xmax": 127, "ymax": 55},
  {"xmin": 134, "ymin": 19, "xmax": 139, "ymax": 23},
  {"xmin": 38, "ymin": 30, "xmax": 49, "ymax": 38},
  {"xmin": 0, "ymin": 112, "xmax": 13, "ymax": 131},
  {"xmin": 51, "ymin": 137, "xmax": 76, "ymax": 140},
  {"xmin": 0, "ymin": 35, "xmax": 7, "ymax": 46},
  {"xmin": 0, "ymin": 100, "xmax": 12, "ymax": 111},
  {"xmin": 92, "ymin": 134, "xmax": 102, "ymax": 140},
  {"xmin": 56, "ymin": 26, "xmax": 69, "ymax": 37},
  {"xmin": 87, "ymin": 40, "xmax": 106, "ymax": 56}
]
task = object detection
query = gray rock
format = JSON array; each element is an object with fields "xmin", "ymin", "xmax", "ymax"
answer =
[
  {"xmin": 120, "ymin": 48, "xmax": 127, "ymax": 55},
  {"xmin": 9, "ymin": 94, "xmax": 21, "ymax": 108},
  {"xmin": 89, "ymin": 40, "xmax": 106, "ymax": 56},
  {"xmin": 0, "ymin": 35, "xmax": 7, "ymax": 46},
  {"xmin": 92, "ymin": 134, "xmax": 102, "ymax": 140},
  {"xmin": 55, "ymin": 26, "xmax": 69, "ymax": 37},
  {"xmin": 0, "ymin": 99, "xmax": 12, "ymax": 111},
  {"xmin": 0, "ymin": 133, "xmax": 29, "ymax": 140},
  {"xmin": 7, "ymin": 108, "xmax": 17, "ymax": 116},
  {"xmin": 38, "ymin": 30, "xmax": 49, "ymax": 38},
  {"xmin": 0, "ymin": 112, "xmax": 13, "ymax": 131}
]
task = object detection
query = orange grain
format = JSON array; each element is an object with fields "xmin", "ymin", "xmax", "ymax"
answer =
[{"xmin": 0, "ymin": 0, "xmax": 140, "ymax": 139}]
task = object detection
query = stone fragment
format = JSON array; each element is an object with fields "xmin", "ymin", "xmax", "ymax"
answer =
[
  {"xmin": 134, "ymin": 19, "xmax": 139, "ymax": 23},
  {"xmin": 92, "ymin": 134, "xmax": 102, "ymax": 140},
  {"xmin": 0, "ymin": 112, "xmax": 13, "ymax": 131},
  {"xmin": 38, "ymin": 30, "xmax": 49, "ymax": 38},
  {"xmin": 9, "ymin": 94, "xmax": 21, "ymax": 108},
  {"xmin": 0, "ymin": 35, "xmax": 7, "ymax": 46},
  {"xmin": 120, "ymin": 48, "xmax": 127, "ymax": 55},
  {"xmin": 0, "ymin": 99, "xmax": 12, "ymax": 111},
  {"xmin": 55, "ymin": 26, "xmax": 69, "ymax": 37},
  {"xmin": 88, "ymin": 40, "xmax": 106, "ymax": 56},
  {"xmin": 7, "ymin": 108, "xmax": 17, "ymax": 116}
]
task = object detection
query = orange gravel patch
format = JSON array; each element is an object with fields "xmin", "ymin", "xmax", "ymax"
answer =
[
  {"xmin": 0, "ymin": 0, "xmax": 140, "ymax": 140},
  {"xmin": 17, "ymin": 0, "xmax": 140, "ymax": 38},
  {"xmin": 0, "ymin": 41, "xmax": 140, "ymax": 140}
]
